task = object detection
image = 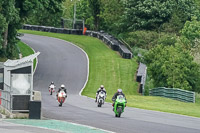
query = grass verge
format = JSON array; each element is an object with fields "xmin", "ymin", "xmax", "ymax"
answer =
[
  {"xmin": 17, "ymin": 41, "xmax": 34, "ymax": 57},
  {"xmin": 19, "ymin": 29, "xmax": 200, "ymax": 118},
  {"xmin": 17, "ymin": 41, "xmax": 36, "ymax": 69}
]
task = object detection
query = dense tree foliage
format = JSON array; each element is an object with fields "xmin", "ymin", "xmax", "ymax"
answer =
[
  {"xmin": 121, "ymin": 0, "xmax": 175, "ymax": 31},
  {"xmin": 0, "ymin": 0, "xmax": 21, "ymax": 58},
  {"xmin": 100, "ymin": 0, "xmax": 124, "ymax": 33},
  {"xmin": 26, "ymin": 0, "xmax": 64, "ymax": 27},
  {"xmin": 0, "ymin": 0, "xmax": 64, "ymax": 58},
  {"xmin": 87, "ymin": 0, "xmax": 101, "ymax": 30},
  {"xmin": 181, "ymin": 17, "xmax": 200, "ymax": 51},
  {"xmin": 144, "ymin": 44, "xmax": 200, "ymax": 92},
  {"xmin": 62, "ymin": 0, "xmax": 199, "ymax": 36},
  {"xmin": 121, "ymin": 0, "xmax": 198, "ymax": 32},
  {"xmin": 76, "ymin": 0, "xmax": 94, "ymax": 29},
  {"xmin": 63, "ymin": 0, "xmax": 124, "ymax": 32},
  {"xmin": 125, "ymin": 31, "xmax": 177, "ymax": 49}
]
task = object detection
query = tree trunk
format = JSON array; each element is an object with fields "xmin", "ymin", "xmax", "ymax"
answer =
[{"xmin": 3, "ymin": 26, "xmax": 8, "ymax": 49}]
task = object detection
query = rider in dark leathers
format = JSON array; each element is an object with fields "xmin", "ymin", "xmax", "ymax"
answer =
[
  {"xmin": 56, "ymin": 84, "xmax": 67, "ymax": 99},
  {"xmin": 112, "ymin": 89, "xmax": 126, "ymax": 108}
]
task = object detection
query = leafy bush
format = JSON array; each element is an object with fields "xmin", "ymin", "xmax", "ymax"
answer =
[
  {"xmin": 157, "ymin": 33, "xmax": 177, "ymax": 46},
  {"xmin": 125, "ymin": 30, "xmax": 177, "ymax": 50},
  {"xmin": 125, "ymin": 30, "xmax": 158, "ymax": 49},
  {"xmin": 144, "ymin": 44, "xmax": 200, "ymax": 92}
]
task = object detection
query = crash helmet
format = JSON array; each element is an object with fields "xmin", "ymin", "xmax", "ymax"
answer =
[
  {"xmin": 61, "ymin": 84, "xmax": 65, "ymax": 88},
  {"xmin": 51, "ymin": 81, "xmax": 54, "ymax": 84},
  {"xmin": 100, "ymin": 85, "xmax": 104, "ymax": 89},
  {"xmin": 117, "ymin": 89, "xmax": 122, "ymax": 93}
]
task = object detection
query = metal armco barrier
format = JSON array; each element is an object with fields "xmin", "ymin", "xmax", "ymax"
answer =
[
  {"xmin": 86, "ymin": 30, "xmax": 132, "ymax": 59},
  {"xmin": 136, "ymin": 63, "xmax": 147, "ymax": 95},
  {"xmin": 22, "ymin": 24, "xmax": 133, "ymax": 59},
  {"xmin": 149, "ymin": 87, "xmax": 195, "ymax": 103}
]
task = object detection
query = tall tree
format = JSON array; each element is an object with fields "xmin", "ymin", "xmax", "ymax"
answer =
[
  {"xmin": 88, "ymin": 0, "xmax": 101, "ymax": 30},
  {"xmin": 26, "ymin": 0, "xmax": 64, "ymax": 27},
  {"xmin": 1, "ymin": 0, "xmax": 21, "ymax": 57},
  {"xmin": 0, "ymin": 13, "xmax": 7, "ymax": 56},
  {"xmin": 0, "ymin": 0, "xmax": 64, "ymax": 58},
  {"xmin": 100, "ymin": 0, "xmax": 125, "ymax": 33}
]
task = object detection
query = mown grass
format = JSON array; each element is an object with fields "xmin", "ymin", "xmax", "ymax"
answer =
[
  {"xmin": 17, "ymin": 41, "xmax": 34, "ymax": 56},
  {"xmin": 19, "ymin": 30, "xmax": 200, "ymax": 118},
  {"xmin": 127, "ymin": 95, "xmax": 200, "ymax": 117},
  {"xmin": 17, "ymin": 41, "xmax": 36, "ymax": 69}
]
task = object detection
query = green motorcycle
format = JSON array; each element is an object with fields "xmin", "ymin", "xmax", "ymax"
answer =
[{"xmin": 112, "ymin": 95, "xmax": 126, "ymax": 117}]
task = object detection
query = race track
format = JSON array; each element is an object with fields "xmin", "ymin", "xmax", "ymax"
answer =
[{"xmin": 20, "ymin": 34, "xmax": 200, "ymax": 133}]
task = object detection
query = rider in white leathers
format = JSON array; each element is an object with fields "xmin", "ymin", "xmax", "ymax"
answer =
[
  {"xmin": 95, "ymin": 85, "xmax": 107, "ymax": 102},
  {"xmin": 49, "ymin": 81, "xmax": 55, "ymax": 89}
]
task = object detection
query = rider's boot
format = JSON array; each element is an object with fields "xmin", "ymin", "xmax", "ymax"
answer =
[{"xmin": 95, "ymin": 97, "xmax": 97, "ymax": 102}]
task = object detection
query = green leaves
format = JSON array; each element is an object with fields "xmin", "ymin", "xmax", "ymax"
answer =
[
  {"xmin": 0, "ymin": 0, "xmax": 64, "ymax": 58},
  {"xmin": 122, "ymin": 0, "xmax": 175, "ymax": 31},
  {"xmin": 88, "ymin": 0, "xmax": 101, "ymax": 30},
  {"xmin": 181, "ymin": 17, "xmax": 200, "ymax": 50},
  {"xmin": 125, "ymin": 30, "xmax": 177, "ymax": 49},
  {"xmin": 144, "ymin": 44, "xmax": 200, "ymax": 92},
  {"xmin": 0, "ymin": 14, "xmax": 6, "ymax": 50},
  {"xmin": 25, "ymin": 0, "xmax": 64, "ymax": 27},
  {"xmin": 100, "ymin": 0, "xmax": 125, "ymax": 33},
  {"xmin": 121, "ymin": 0, "xmax": 198, "ymax": 32}
]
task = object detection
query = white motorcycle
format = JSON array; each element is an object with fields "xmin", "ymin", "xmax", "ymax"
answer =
[
  {"xmin": 49, "ymin": 84, "xmax": 55, "ymax": 95},
  {"xmin": 97, "ymin": 91, "xmax": 106, "ymax": 107}
]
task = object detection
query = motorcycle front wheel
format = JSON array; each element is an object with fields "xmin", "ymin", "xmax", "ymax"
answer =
[{"xmin": 59, "ymin": 102, "xmax": 62, "ymax": 107}]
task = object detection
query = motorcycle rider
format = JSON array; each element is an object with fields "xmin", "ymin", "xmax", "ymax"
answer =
[
  {"xmin": 49, "ymin": 81, "xmax": 55, "ymax": 88},
  {"xmin": 56, "ymin": 84, "xmax": 67, "ymax": 99},
  {"xmin": 95, "ymin": 85, "xmax": 107, "ymax": 102},
  {"xmin": 112, "ymin": 89, "xmax": 126, "ymax": 108},
  {"xmin": 49, "ymin": 81, "xmax": 54, "ymax": 85},
  {"xmin": 49, "ymin": 81, "xmax": 56, "ymax": 92}
]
